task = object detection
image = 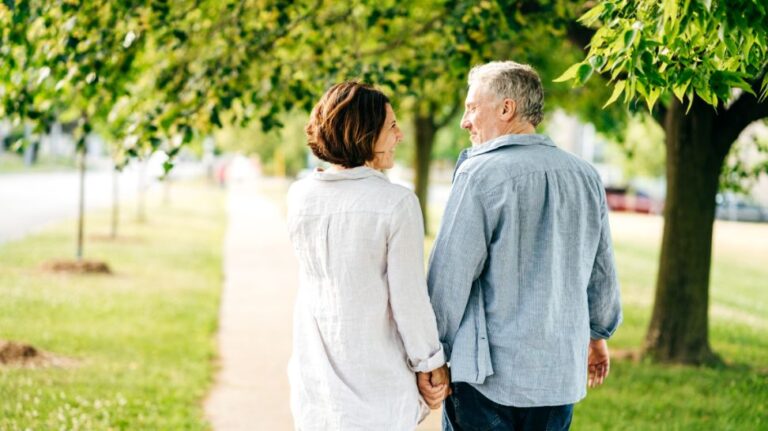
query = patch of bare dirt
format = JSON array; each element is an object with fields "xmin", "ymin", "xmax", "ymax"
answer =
[
  {"xmin": 612, "ymin": 348, "xmax": 643, "ymax": 362},
  {"xmin": 43, "ymin": 259, "xmax": 112, "ymax": 274},
  {"xmin": 0, "ymin": 340, "xmax": 76, "ymax": 368}
]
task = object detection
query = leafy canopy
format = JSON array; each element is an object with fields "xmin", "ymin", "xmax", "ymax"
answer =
[{"xmin": 556, "ymin": 0, "xmax": 768, "ymax": 111}]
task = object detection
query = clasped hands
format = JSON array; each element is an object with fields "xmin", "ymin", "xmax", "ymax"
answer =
[
  {"xmin": 416, "ymin": 364, "xmax": 451, "ymax": 409},
  {"xmin": 416, "ymin": 338, "xmax": 607, "ymax": 410}
]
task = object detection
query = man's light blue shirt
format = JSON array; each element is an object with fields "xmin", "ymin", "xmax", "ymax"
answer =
[{"xmin": 427, "ymin": 133, "xmax": 622, "ymax": 407}]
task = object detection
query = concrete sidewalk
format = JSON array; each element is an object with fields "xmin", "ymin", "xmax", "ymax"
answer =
[
  {"xmin": 204, "ymin": 180, "xmax": 297, "ymax": 430},
  {"xmin": 204, "ymin": 179, "xmax": 442, "ymax": 430}
]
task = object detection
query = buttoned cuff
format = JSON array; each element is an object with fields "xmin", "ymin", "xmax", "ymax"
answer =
[{"xmin": 408, "ymin": 345, "xmax": 446, "ymax": 373}]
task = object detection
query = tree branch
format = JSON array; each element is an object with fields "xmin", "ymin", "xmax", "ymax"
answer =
[
  {"xmin": 357, "ymin": 12, "xmax": 445, "ymax": 57},
  {"xmin": 714, "ymin": 66, "xmax": 768, "ymax": 158},
  {"xmin": 434, "ymin": 101, "xmax": 460, "ymax": 129}
]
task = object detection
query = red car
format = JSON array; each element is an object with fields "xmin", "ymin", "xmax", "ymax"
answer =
[{"xmin": 605, "ymin": 187, "xmax": 659, "ymax": 214}]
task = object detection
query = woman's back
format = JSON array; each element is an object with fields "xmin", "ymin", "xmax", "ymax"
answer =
[{"xmin": 287, "ymin": 167, "xmax": 441, "ymax": 430}]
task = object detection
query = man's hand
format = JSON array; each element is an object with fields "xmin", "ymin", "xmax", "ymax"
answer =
[
  {"xmin": 588, "ymin": 338, "xmax": 610, "ymax": 388},
  {"xmin": 417, "ymin": 365, "xmax": 451, "ymax": 409}
]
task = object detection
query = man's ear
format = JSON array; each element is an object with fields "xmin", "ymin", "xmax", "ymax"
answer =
[{"xmin": 500, "ymin": 99, "xmax": 516, "ymax": 121}]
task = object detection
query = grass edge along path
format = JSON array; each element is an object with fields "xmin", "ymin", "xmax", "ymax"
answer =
[{"xmin": 0, "ymin": 180, "xmax": 226, "ymax": 430}]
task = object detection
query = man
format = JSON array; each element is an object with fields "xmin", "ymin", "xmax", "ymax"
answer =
[{"xmin": 417, "ymin": 61, "xmax": 622, "ymax": 430}]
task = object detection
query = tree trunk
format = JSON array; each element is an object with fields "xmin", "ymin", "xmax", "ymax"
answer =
[
  {"xmin": 111, "ymin": 166, "xmax": 119, "ymax": 239},
  {"xmin": 76, "ymin": 141, "xmax": 87, "ymax": 261},
  {"xmin": 163, "ymin": 177, "xmax": 172, "ymax": 205},
  {"xmin": 137, "ymin": 160, "xmax": 147, "ymax": 223},
  {"xmin": 414, "ymin": 113, "xmax": 436, "ymax": 234},
  {"xmin": 643, "ymin": 97, "xmax": 724, "ymax": 365}
]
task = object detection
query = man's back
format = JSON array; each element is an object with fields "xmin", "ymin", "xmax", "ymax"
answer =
[{"xmin": 428, "ymin": 133, "xmax": 622, "ymax": 407}]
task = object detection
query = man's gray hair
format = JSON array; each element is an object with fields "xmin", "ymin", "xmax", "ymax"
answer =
[{"xmin": 468, "ymin": 61, "xmax": 544, "ymax": 126}]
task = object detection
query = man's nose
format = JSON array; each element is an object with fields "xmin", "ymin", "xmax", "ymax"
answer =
[{"xmin": 460, "ymin": 118, "xmax": 471, "ymax": 130}]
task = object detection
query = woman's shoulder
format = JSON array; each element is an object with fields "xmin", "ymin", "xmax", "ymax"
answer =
[
  {"xmin": 369, "ymin": 177, "xmax": 419, "ymax": 207},
  {"xmin": 287, "ymin": 177, "xmax": 310, "ymax": 200}
]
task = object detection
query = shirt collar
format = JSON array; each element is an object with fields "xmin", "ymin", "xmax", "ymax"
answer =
[
  {"xmin": 467, "ymin": 133, "xmax": 556, "ymax": 158},
  {"xmin": 311, "ymin": 166, "xmax": 389, "ymax": 182}
]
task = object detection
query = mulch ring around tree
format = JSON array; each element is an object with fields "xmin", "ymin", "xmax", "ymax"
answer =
[
  {"xmin": 612, "ymin": 349, "xmax": 643, "ymax": 362},
  {"xmin": 43, "ymin": 259, "xmax": 112, "ymax": 274},
  {"xmin": 0, "ymin": 340, "xmax": 76, "ymax": 368}
]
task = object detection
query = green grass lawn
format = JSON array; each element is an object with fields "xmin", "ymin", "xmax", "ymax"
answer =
[
  {"xmin": 574, "ymin": 216, "xmax": 768, "ymax": 430},
  {"xmin": 426, "ymin": 207, "xmax": 768, "ymax": 430},
  {"xmin": 0, "ymin": 180, "xmax": 226, "ymax": 430}
]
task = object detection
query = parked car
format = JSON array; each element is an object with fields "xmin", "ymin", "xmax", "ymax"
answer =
[
  {"xmin": 605, "ymin": 186, "xmax": 629, "ymax": 212},
  {"xmin": 716, "ymin": 194, "xmax": 768, "ymax": 223},
  {"xmin": 605, "ymin": 186, "xmax": 662, "ymax": 214}
]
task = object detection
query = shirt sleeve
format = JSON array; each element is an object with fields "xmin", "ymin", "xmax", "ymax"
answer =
[
  {"xmin": 587, "ymin": 189, "xmax": 623, "ymax": 339},
  {"xmin": 427, "ymin": 173, "xmax": 490, "ymax": 358},
  {"xmin": 386, "ymin": 192, "xmax": 445, "ymax": 373}
]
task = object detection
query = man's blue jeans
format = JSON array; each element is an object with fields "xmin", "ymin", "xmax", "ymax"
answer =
[{"xmin": 443, "ymin": 382, "xmax": 574, "ymax": 431}]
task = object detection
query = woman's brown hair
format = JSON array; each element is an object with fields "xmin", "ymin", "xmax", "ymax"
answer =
[{"xmin": 305, "ymin": 82, "xmax": 390, "ymax": 168}]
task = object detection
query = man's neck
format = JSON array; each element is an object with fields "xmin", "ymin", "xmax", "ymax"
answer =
[
  {"xmin": 502, "ymin": 121, "xmax": 536, "ymax": 136},
  {"xmin": 475, "ymin": 122, "xmax": 536, "ymax": 146}
]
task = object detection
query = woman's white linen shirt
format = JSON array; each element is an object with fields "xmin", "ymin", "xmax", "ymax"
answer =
[{"xmin": 286, "ymin": 166, "xmax": 444, "ymax": 431}]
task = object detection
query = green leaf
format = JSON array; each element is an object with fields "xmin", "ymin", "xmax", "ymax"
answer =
[
  {"xmin": 623, "ymin": 28, "xmax": 638, "ymax": 48},
  {"xmin": 662, "ymin": 0, "xmax": 678, "ymax": 28},
  {"xmin": 578, "ymin": 3, "xmax": 605, "ymax": 26},
  {"xmin": 698, "ymin": 85, "xmax": 717, "ymax": 107},
  {"xmin": 577, "ymin": 63, "xmax": 594, "ymax": 84},
  {"xmin": 625, "ymin": 79, "xmax": 637, "ymax": 103},
  {"xmin": 553, "ymin": 63, "xmax": 582, "ymax": 83},
  {"xmin": 636, "ymin": 80, "xmax": 648, "ymax": 98},
  {"xmin": 672, "ymin": 80, "xmax": 689, "ymax": 102},
  {"xmin": 603, "ymin": 80, "xmax": 626, "ymax": 108},
  {"xmin": 647, "ymin": 87, "xmax": 661, "ymax": 111},
  {"xmin": 685, "ymin": 89, "xmax": 695, "ymax": 114},
  {"xmin": 589, "ymin": 55, "xmax": 606, "ymax": 71},
  {"xmin": 163, "ymin": 160, "xmax": 174, "ymax": 173}
]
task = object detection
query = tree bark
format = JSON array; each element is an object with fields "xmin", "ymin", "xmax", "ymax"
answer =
[
  {"xmin": 76, "ymin": 141, "xmax": 87, "ymax": 261},
  {"xmin": 643, "ymin": 97, "xmax": 724, "ymax": 365},
  {"xmin": 111, "ymin": 166, "xmax": 119, "ymax": 239},
  {"xmin": 137, "ymin": 160, "xmax": 147, "ymax": 223},
  {"xmin": 414, "ymin": 113, "xmax": 437, "ymax": 234}
]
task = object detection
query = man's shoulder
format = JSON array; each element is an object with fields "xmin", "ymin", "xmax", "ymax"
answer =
[{"xmin": 459, "ymin": 142, "xmax": 600, "ymax": 186}]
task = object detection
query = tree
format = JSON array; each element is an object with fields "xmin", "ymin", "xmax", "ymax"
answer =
[
  {"xmin": 0, "ymin": 0, "xmax": 317, "ymax": 257},
  {"xmin": 1, "ymin": 1, "xmax": 150, "ymax": 262},
  {"xmin": 558, "ymin": 0, "xmax": 768, "ymax": 364},
  {"xmin": 3, "ymin": 1, "xmax": 633, "ymax": 252}
]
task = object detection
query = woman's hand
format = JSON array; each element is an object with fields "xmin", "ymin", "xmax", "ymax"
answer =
[{"xmin": 417, "ymin": 365, "xmax": 452, "ymax": 408}]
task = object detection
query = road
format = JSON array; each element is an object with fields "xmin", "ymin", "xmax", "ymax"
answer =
[{"xmin": 0, "ymin": 163, "xmax": 204, "ymax": 245}]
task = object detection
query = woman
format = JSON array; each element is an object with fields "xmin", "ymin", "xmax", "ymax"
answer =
[{"xmin": 287, "ymin": 82, "xmax": 446, "ymax": 430}]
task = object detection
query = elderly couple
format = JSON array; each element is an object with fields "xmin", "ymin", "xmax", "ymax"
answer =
[{"xmin": 286, "ymin": 61, "xmax": 622, "ymax": 431}]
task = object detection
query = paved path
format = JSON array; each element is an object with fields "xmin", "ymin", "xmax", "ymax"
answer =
[
  {"xmin": 204, "ymin": 179, "xmax": 443, "ymax": 430},
  {"xmin": 204, "ymin": 180, "xmax": 298, "ymax": 430}
]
